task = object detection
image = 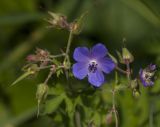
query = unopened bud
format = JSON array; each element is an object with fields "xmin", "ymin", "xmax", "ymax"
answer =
[
  {"xmin": 36, "ymin": 48, "xmax": 49, "ymax": 57},
  {"xmin": 122, "ymin": 48, "xmax": 134, "ymax": 63},
  {"xmin": 130, "ymin": 79, "xmax": 138, "ymax": 89},
  {"xmin": 133, "ymin": 89, "xmax": 140, "ymax": 98},
  {"xmin": 26, "ymin": 55, "xmax": 38, "ymax": 62}
]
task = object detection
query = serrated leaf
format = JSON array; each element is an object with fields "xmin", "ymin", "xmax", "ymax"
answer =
[
  {"xmin": 52, "ymin": 58, "xmax": 61, "ymax": 66},
  {"xmin": 56, "ymin": 69, "xmax": 63, "ymax": 77},
  {"xmin": 43, "ymin": 93, "xmax": 65, "ymax": 114}
]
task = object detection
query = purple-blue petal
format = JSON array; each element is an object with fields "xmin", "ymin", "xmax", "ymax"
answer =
[
  {"xmin": 139, "ymin": 69, "xmax": 154, "ymax": 87},
  {"xmin": 72, "ymin": 62, "xmax": 88, "ymax": 79},
  {"xmin": 149, "ymin": 64, "xmax": 156, "ymax": 71},
  {"xmin": 98, "ymin": 57, "xmax": 115, "ymax": 74},
  {"xmin": 91, "ymin": 43, "xmax": 108, "ymax": 58},
  {"xmin": 73, "ymin": 47, "xmax": 90, "ymax": 62},
  {"xmin": 139, "ymin": 69, "xmax": 146, "ymax": 86},
  {"xmin": 88, "ymin": 70, "xmax": 104, "ymax": 87}
]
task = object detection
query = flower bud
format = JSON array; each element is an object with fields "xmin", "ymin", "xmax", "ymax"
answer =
[
  {"xmin": 130, "ymin": 79, "xmax": 138, "ymax": 89},
  {"xmin": 122, "ymin": 48, "xmax": 134, "ymax": 63},
  {"xmin": 26, "ymin": 55, "xmax": 38, "ymax": 62},
  {"xmin": 133, "ymin": 89, "xmax": 140, "ymax": 98}
]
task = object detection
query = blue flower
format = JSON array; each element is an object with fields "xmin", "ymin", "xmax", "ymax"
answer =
[
  {"xmin": 72, "ymin": 43, "xmax": 115, "ymax": 87},
  {"xmin": 139, "ymin": 64, "xmax": 156, "ymax": 87}
]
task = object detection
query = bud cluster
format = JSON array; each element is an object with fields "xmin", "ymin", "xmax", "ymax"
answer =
[{"xmin": 26, "ymin": 48, "xmax": 50, "ymax": 67}]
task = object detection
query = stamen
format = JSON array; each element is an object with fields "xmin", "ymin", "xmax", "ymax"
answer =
[{"xmin": 88, "ymin": 61, "xmax": 98, "ymax": 73}]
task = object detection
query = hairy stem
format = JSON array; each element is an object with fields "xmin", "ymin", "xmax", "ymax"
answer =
[
  {"xmin": 149, "ymin": 103, "xmax": 154, "ymax": 127},
  {"xmin": 50, "ymin": 53, "xmax": 66, "ymax": 58},
  {"xmin": 126, "ymin": 62, "xmax": 131, "ymax": 87},
  {"xmin": 75, "ymin": 111, "xmax": 81, "ymax": 127},
  {"xmin": 112, "ymin": 90, "xmax": 118, "ymax": 127},
  {"xmin": 44, "ymin": 68, "xmax": 55, "ymax": 84},
  {"xmin": 126, "ymin": 62, "xmax": 131, "ymax": 79},
  {"xmin": 63, "ymin": 30, "xmax": 73, "ymax": 66},
  {"xmin": 115, "ymin": 66, "xmax": 127, "ymax": 74}
]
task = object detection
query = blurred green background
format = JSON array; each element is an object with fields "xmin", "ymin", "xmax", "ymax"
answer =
[{"xmin": 0, "ymin": 0, "xmax": 160, "ymax": 127}]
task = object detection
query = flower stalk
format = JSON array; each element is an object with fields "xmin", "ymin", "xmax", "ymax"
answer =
[
  {"xmin": 112, "ymin": 90, "xmax": 118, "ymax": 127},
  {"xmin": 63, "ymin": 30, "xmax": 73, "ymax": 69}
]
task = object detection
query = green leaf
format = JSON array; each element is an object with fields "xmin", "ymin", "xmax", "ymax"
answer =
[
  {"xmin": 115, "ymin": 84, "xmax": 127, "ymax": 91},
  {"xmin": 52, "ymin": 58, "xmax": 61, "ymax": 66},
  {"xmin": 56, "ymin": 69, "xmax": 63, "ymax": 77},
  {"xmin": 43, "ymin": 93, "xmax": 65, "ymax": 114},
  {"xmin": 92, "ymin": 112, "xmax": 101, "ymax": 126},
  {"xmin": 48, "ymin": 84, "xmax": 65, "ymax": 96},
  {"xmin": 65, "ymin": 96, "xmax": 73, "ymax": 114}
]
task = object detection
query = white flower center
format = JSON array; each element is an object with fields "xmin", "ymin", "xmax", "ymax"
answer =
[{"xmin": 88, "ymin": 60, "xmax": 98, "ymax": 73}]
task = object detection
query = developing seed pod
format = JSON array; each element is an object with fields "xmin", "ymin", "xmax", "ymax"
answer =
[
  {"xmin": 36, "ymin": 83, "xmax": 48, "ymax": 117},
  {"xmin": 47, "ymin": 12, "xmax": 69, "ymax": 30},
  {"xmin": 130, "ymin": 79, "xmax": 138, "ymax": 89},
  {"xmin": 133, "ymin": 89, "xmax": 140, "ymax": 98},
  {"xmin": 70, "ymin": 12, "xmax": 88, "ymax": 35}
]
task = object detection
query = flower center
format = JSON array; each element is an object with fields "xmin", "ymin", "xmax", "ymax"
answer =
[{"xmin": 88, "ymin": 60, "xmax": 98, "ymax": 73}]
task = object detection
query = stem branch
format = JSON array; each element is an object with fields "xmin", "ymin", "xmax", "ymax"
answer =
[
  {"xmin": 126, "ymin": 62, "xmax": 131, "ymax": 87},
  {"xmin": 63, "ymin": 30, "xmax": 73, "ymax": 65},
  {"xmin": 44, "ymin": 67, "xmax": 55, "ymax": 84},
  {"xmin": 115, "ymin": 66, "xmax": 127, "ymax": 74},
  {"xmin": 50, "ymin": 53, "xmax": 66, "ymax": 58}
]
